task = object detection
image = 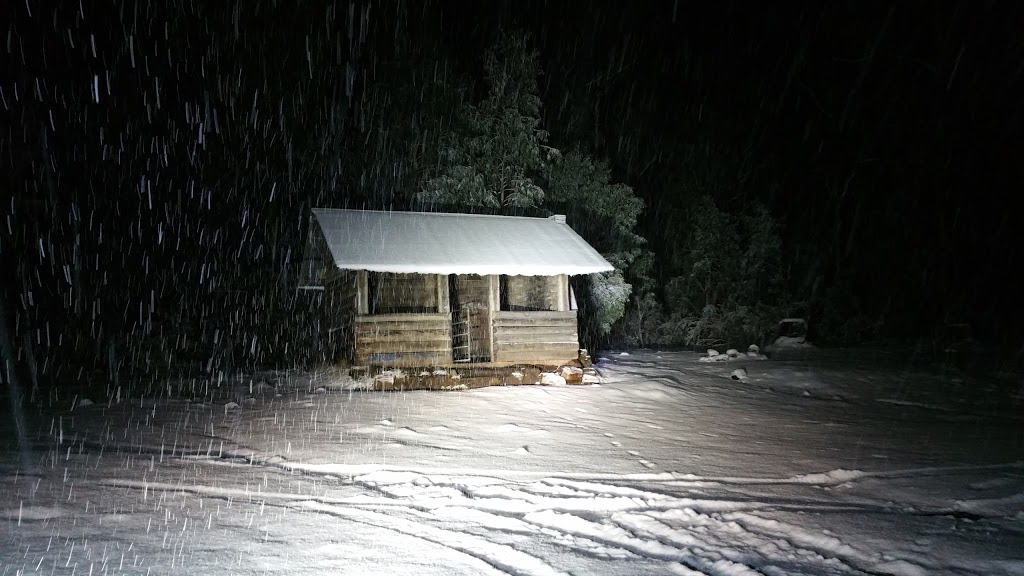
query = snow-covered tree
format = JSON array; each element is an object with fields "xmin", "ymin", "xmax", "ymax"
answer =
[
  {"xmin": 544, "ymin": 150, "xmax": 649, "ymax": 336},
  {"xmin": 420, "ymin": 32, "xmax": 551, "ymax": 208}
]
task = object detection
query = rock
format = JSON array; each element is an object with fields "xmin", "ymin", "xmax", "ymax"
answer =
[
  {"xmin": 540, "ymin": 372, "xmax": 567, "ymax": 386},
  {"xmin": 509, "ymin": 366, "xmax": 543, "ymax": 385},
  {"xmin": 560, "ymin": 365, "xmax": 584, "ymax": 384},
  {"xmin": 774, "ymin": 335, "xmax": 812, "ymax": 348},
  {"xmin": 730, "ymin": 368, "xmax": 748, "ymax": 381},
  {"xmin": 578, "ymin": 349, "xmax": 593, "ymax": 367},
  {"xmin": 726, "ymin": 348, "xmax": 741, "ymax": 358},
  {"xmin": 582, "ymin": 374, "xmax": 601, "ymax": 384},
  {"xmin": 707, "ymin": 349, "xmax": 720, "ymax": 357},
  {"xmin": 77, "ymin": 398, "xmax": 94, "ymax": 409},
  {"xmin": 748, "ymin": 344, "xmax": 760, "ymax": 355},
  {"xmin": 224, "ymin": 401, "xmax": 240, "ymax": 413}
]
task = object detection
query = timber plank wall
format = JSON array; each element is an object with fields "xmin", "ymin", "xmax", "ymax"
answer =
[
  {"xmin": 492, "ymin": 310, "xmax": 578, "ymax": 364},
  {"xmin": 355, "ymin": 313, "xmax": 453, "ymax": 366}
]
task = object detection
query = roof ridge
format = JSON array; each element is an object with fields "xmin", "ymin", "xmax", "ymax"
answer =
[{"xmin": 312, "ymin": 208, "xmax": 553, "ymax": 221}]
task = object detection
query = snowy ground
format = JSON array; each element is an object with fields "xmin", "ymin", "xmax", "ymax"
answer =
[{"xmin": 1, "ymin": 349, "xmax": 1023, "ymax": 575}]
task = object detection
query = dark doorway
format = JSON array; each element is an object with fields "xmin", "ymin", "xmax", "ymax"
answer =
[{"xmin": 449, "ymin": 275, "xmax": 470, "ymax": 362}]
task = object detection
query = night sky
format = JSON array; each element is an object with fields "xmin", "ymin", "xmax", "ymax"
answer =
[{"xmin": 3, "ymin": 1, "xmax": 1023, "ymax": 388}]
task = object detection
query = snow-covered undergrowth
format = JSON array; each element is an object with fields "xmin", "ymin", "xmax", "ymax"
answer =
[{"xmin": 1, "ymin": 350, "xmax": 1022, "ymax": 575}]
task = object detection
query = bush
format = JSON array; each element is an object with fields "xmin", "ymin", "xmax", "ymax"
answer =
[
  {"xmin": 589, "ymin": 270, "xmax": 633, "ymax": 336},
  {"xmin": 635, "ymin": 196, "xmax": 788, "ymax": 349}
]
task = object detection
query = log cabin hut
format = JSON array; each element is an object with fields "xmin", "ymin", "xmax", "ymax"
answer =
[{"xmin": 299, "ymin": 209, "xmax": 613, "ymax": 370}]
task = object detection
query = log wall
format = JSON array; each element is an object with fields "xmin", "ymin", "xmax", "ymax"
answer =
[
  {"xmin": 354, "ymin": 313, "xmax": 452, "ymax": 366},
  {"xmin": 492, "ymin": 310, "xmax": 579, "ymax": 364},
  {"xmin": 504, "ymin": 275, "xmax": 562, "ymax": 311}
]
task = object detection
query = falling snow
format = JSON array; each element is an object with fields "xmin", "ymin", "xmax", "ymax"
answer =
[
  {"xmin": 3, "ymin": 1, "xmax": 1024, "ymax": 574},
  {"xmin": 1, "ymin": 351, "xmax": 1023, "ymax": 574}
]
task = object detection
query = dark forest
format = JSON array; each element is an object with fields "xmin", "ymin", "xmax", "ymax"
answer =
[{"xmin": 4, "ymin": 1, "xmax": 1023, "ymax": 397}]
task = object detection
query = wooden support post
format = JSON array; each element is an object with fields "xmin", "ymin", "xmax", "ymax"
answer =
[
  {"xmin": 356, "ymin": 270, "xmax": 369, "ymax": 314},
  {"xmin": 437, "ymin": 274, "xmax": 450, "ymax": 314},
  {"xmin": 487, "ymin": 275, "xmax": 499, "ymax": 361},
  {"xmin": 556, "ymin": 274, "xmax": 569, "ymax": 312}
]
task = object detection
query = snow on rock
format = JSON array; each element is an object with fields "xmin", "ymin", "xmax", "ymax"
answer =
[
  {"xmin": 223, "ymin": 401, "xmax": 240, "ymax": 413},
  {"xmin": 773, "ymin": 335, "xmax": 814, "ymax": 348},
  {"xmin": 582, "ymin": 374, "xmax": 601, "ymax": 384},
  {"xmin": 374, "ymin": 370, "xmax": 406, "ymax": 386},
  {"xmin": 726, "ymin": 348, "xmax": 741, "ymax": 358},
  {"xmin": 323, "ymin": 373, "xmax": 374, "ymax": 391},
  {"xmin": 75, "ymin": 398, "xmax": 94, "ymax": 409},
  {"xmin": 730, "ymin": 368, "xmax": 748, "ymax": 381},
  {"xmin": 560, "ymin": 366, "xmax": 584, "ymax": 384},
  {"xmin": 747, "ymin": 344, "xmax": 760, "ymax": 355},
  {"xmin": 540, "ymin": 372, "xmax": 567, "ymax": 386},
  {"xmin": 707, "ymin": 349, "xmax": 720, "ymax": 357}
]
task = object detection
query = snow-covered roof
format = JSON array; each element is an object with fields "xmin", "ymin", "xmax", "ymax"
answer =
[{"xmin": 309, "ymin": 208, "xmax": 613, "ymax": 276}]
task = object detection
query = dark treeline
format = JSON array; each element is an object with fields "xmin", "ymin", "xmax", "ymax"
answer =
[{"xmin": 3, "ymin": 0, "xmax": 1022, "ymax": 400}]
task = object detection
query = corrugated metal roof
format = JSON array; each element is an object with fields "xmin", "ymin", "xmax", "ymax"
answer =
[{"xmin": 310, "ymin": 208, "xmax": 614, "ymax": 276}]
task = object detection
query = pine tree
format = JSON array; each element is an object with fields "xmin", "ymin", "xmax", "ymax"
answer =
[{"xmin": 420, "ymin": 32, "xmax": 551, "ymax": 208}]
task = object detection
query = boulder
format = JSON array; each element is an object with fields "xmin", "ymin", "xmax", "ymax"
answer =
[
  {"xmin": 540, "ymin": 372, "xmax": 567, "ymax": 386},
  {"xmin": 559, "ymin": 365, "xmax": 584, "ymax": 384}
]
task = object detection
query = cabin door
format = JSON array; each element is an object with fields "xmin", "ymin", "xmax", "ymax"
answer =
[{"xmin": 449, "ymin": 275, "xmax": 470, "ymax": 362}]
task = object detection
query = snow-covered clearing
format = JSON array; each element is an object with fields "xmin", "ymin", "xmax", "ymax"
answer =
[{"xmin": 2, "ymin": 350, "xmax": 1023, "ymax": 575}]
